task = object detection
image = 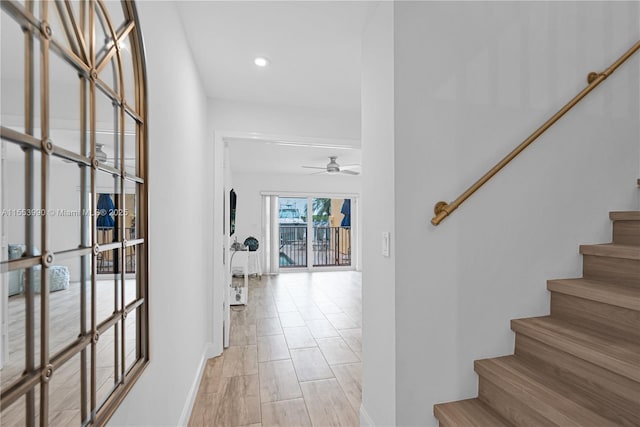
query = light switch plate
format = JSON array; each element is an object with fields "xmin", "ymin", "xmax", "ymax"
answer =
[{"xmin": 382, "ymin": 231, "xmax": 390, "ymax": 257}]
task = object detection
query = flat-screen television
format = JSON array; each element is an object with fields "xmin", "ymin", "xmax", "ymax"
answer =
[{"xmin": 229, "ymin": 189, "xmax": 237, "ymax": 236}]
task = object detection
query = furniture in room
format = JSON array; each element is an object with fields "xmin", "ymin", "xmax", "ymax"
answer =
[
  {"xmin": 229, "ymin": 242, "xmax": 249, "ymax": 305},
  {"xmin": 7, "ymin": 244, "xmax": 70, "ymax": 296},
  {"xmin": 243, "ymin": 236, "xmax": 262, "ymax": 279},
  {"xmin": 232, "ymin": 247, "xmax": 262, "ymax": 279}
]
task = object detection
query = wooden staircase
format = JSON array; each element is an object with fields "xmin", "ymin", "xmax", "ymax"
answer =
[{"xmin": 434, "ymin": 211, "xmax": 640, "ymax": 426}]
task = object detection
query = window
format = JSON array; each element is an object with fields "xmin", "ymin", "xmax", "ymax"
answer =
[
  {"xmin": 275, "ymin": 196, "xmax": 354, "ymax": 269},
  {"xmin": 0, "ymin": 1, "xmax": 148, "ymax": 425}
]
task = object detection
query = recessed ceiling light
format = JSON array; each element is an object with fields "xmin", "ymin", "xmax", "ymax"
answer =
[{"xmin": 254, "ymin": 57, "xmax": 269, "ymax": 67}]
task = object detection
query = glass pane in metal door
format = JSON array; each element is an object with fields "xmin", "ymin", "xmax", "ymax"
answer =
[
  {"xmin": 312, "ymin": 198, "xmax": 351, "ymax": 267},
  {"xmin": 278, "ymin": 197, "xmax": 307, "ymax": 268}
]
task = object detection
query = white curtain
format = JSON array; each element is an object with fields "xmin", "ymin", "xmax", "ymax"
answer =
[{"xmin": 262, "ymin": 195, "xmax": 280, "ymax": 275}]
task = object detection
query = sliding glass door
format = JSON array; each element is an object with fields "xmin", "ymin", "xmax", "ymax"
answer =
[
  {"xmin": 276, "ymin": 196, "xmax": 353, "ymax": 270},
  {"xmin": 278, "ymin": 197, "xmax": 308, "ymax": 268},
  {"xmin": 311, "ymin": 198, "xmax": 351, "ymax": 267}
]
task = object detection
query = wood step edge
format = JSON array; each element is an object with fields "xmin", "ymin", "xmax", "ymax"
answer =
[
  {"xmin": 475, "ymin": 356, "xmax": 618, "ymax": 427},
  {"xmin": 579, "ymin": 243, "xmax": 640, "ymax": 260},
  {"xmin": 510, "ymin": 316, "xmax": 640, "ymax": 382},
  {"xmin": 514, "ymin": 336, "xmax": 640, "ymax": 425},
  {"xmin": 547, "ymin": 278, "xmax": 640, "ymax": 311},
  {"xmin": 610, "ymin": 211, "xmax": 640, "ymax": 221},
  {"xmin": 434, "ymin": 398, "xmax": 512, "ymax": 427}
]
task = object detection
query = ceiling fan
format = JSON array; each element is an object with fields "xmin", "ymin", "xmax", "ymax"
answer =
[{"xmin": 302, "ymin": 156, "xmax": 360, "ymax": 175}]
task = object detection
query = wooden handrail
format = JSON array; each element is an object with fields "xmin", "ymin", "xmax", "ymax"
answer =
[{"xmin": 431, "ymin": 40, "xmax": 640, "ymax": 226}]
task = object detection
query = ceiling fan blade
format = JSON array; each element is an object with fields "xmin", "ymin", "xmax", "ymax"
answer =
[
  {"xmin": 340, "ymin": 169, "xmax": 360, "ymax": 175},
  {"xmin": 301, "ymin": 166, "xmax": 326, "ymax": 170},
  {"xmin": 309, "ymin": 171, "xmax": 327, "ymax": 175}
]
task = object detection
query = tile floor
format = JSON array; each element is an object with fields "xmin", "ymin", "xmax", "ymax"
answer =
[{"xmin": 188, "ymin": 271, "xmax": 362, "ymax": 427}]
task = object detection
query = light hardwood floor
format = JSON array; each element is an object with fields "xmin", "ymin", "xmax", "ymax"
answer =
[
  {"xmin": 189, "ymin": 271, "xmax": 362, "ymax": 427},
  {"xmin": 1, "ymin": 279, "xmax": 137, "ymax": 426}
]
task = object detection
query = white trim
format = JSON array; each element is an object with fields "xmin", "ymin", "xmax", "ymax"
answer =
[
  {"xmin": 177, "ymin": 342, "xmax": 218, "ymax": 427},
  {"xmin": 360, "ymin": 404, "xmax": 375, "ymax": 427},
  {"xmin": 219, "ymin": 130, "xmax": 360, "ymax": 150},
  {"xmin": 260, "ymin": 190, "xmax": 359, "ymax": 199}
]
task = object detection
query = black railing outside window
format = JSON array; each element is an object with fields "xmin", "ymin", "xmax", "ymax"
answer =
[
  {"xmin": 313, "ymin": 226, "xmax": 351, "ymax": 267},
  {"xmin": 97, "ymin": 228, "xmax": 137, "ymax": 274},
  {"xmin": 280, "ymin": 225, "xmax": 308, "ymax": 267},
  {"xmin": 280, "ymin": 225, "xmax": 351, "ymax": 268}
]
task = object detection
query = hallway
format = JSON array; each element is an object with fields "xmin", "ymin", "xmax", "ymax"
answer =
[{"xmin": 189, "ymin": 271, "xmax": 362, "ymax": 426}]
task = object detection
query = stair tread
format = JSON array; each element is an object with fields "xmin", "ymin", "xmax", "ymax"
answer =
[
  {"xmin": 610, "ymin": 211, "xmax": 640, "ymax": 221},
  {"xmin": 547, "ymin": 278, "xmax": 640, "ymax": 311},
  {"xmin": 476, "ymin": 356, "xmax": 619, "ymax": 427},
  {"xmin": 434, "ymin": 398, "xmax": 512, "ymax": 427},
  {"xmin": 511, "ymin": 316, "xmax": 640, "ymax": 382},
  {"xmin": 579, "ymin": 243, "xmax": 640, "ymax": 260}
]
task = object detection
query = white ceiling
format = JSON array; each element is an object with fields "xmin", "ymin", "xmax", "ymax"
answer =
[
  {"xmin": 175, "ymin": 1, "xmax": 370, "ymax": 176},
  {"xmin": 226, "ymin": 136, "xmax": 361, "ymax": 175},
  {"xmin": 175, "ymin": 1, "xmax": 372, "ymax": 111}
]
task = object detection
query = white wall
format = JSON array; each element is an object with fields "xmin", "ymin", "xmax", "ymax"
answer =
[
  {"xmin": 3, "ymin": 156, "xmax": 85, "ymax": 280},
  {"xmin": 210, "ymin": 98, "xmax": 360, "ymax": 141},
  {"xmin": 360, "ymin": 2, "xmax": 395, "ymax": 426},
  {"xmin": 209, "ymin": 131, "xmax": 227, "ymax": 355},
  {"xmin": 109, "ymin": 2, "xmax": 214, "ymax": 425},
  {"xmin": 1, "ymin": 142, "xmax": 5, "ymax": 368},
  {"xmin": 390, "ymin": 2, "xmax": 639, "ymax": 426}
]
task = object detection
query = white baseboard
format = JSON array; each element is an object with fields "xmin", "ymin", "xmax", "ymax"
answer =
[
  {"xmin": 177, "ymin": 342, "xmax": 218, "ymax": 426},
  {"xmin": 360, "ymin": 404, "xmax": 375, "ymax": 427}
]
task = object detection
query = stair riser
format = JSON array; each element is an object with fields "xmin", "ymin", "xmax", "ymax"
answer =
[
  {"xmin": 550, "ymin": 293, "xmax": 640, "ymax": 343},
  {"xmin": 434, "ymin": 212, "xmax": 640, "ymax": 425},
  {"xmin": 515, "ymin": 334, "xmax": 640, "ymax": 425},
  {"xmin": 434, "ymin": 399, "xmax": 511, "ymax": 426},
  {"xmin": 582, "ymin": 255, "xmax": 640, "ymax": 287},
  {"xmin": 478, "ymin": 378, "xmax": 552, "ymax": 426},
  {"xmin": 613, "ymin": 221, "xmax": 640, "ymax": 246}
]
